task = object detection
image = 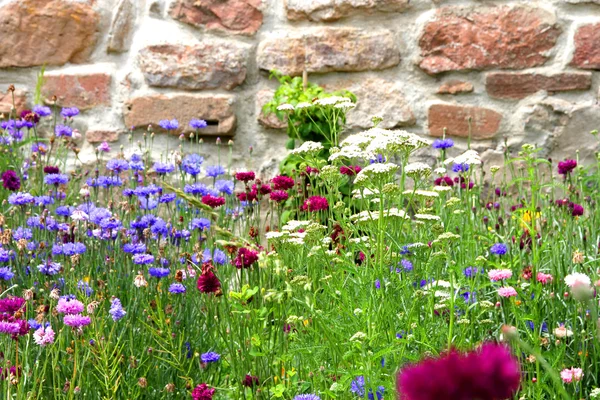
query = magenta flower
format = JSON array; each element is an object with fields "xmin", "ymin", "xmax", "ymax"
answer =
[
  {"xmin": 571, "ymin": 203, "xmax": 584, "ymax": 217},
  {"xmin": 1, "ymin": 170, "xmax": 20, "ymax": 191},
  {"xmin": 233, "ymin": 247, "xmax": 259, "ymax": 269},
  {"xmin": 301, "ymin": 196, "xmax": 328, "ymax": 212},
  {"xmin": 56, "ymin": 298, "xmax": 85, "ymax": 315},
  {"xmin": 271, "ymin": 175, "xmax": 295, "ymax": 190},
  {"xmin": 498, "ymin": 287, "xmax": 518, "ymax": 298},
  {"xmin": 63, "ymin": 314, "xmax": 91, "ymax": 328},
  {"xmin": 234, "ymin": 171, "xmax": 255, "ymax": 183},
  {"xmin": 270, "ymin": 190, "xmax": 289, "ymax": 203},
  {"xmin": 557, "ymin": 159, "xmax": 577, "ymax": 175},
  {"xmin": 191, "ymin": 383, "xmax": 215, "ymax": 400},
  {"xmin": 201, "ymin": 194, "xmax": 226, "ymax": 208},
  {"xmin": 397, "ymin": 343, "xmax": 520, "ymax": 400}
]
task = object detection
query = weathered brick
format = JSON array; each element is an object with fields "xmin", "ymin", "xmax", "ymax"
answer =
[
  {"xmin": 42, "ymin": 73, "xmax": 111, "ymax": 110},
  {"xmin": 138, "ymin": 43, "xmax": 249, "ymax": 90},
  {"xmin": 486, "ymin": 72, "xmax": 592, "ymax": 99},
  {"xmin": 0, "ymin": 0, "xmax": 99, "ymax": 68},
  {"xmin": 256, "ymin": 90, "xmax": 287, "ymax": 129},
  {"xmin": 285, "ymin": 0, "xmax": 409, "ymax": 22},
  {"xmin": 170, "ymin": 0, "xmax": 263, "ymax": 36},
  {"xmin": 571, "ymin": 23, "xmax": 600, "ymax": 70},
  {"xmin": 107, "ymin": 0, "xmax": 136, "ymax": 53},
  {"xmin": 124, "ymin": 94, "xmax": 236, "ymax": 136},
  {"xmin": 419, "ymin": 6, "xmax": 561, "ymax": 74},
  {"xmin": 86, "ymin": 130, "xmax": 120, "ymax": 144},
  {"xmin": 257, "ymin": 28, "xmax": 400, "ymax": 76},
  {"xmin": 428, "ymin": 104, "xmax": 502, "ymax": 139},
  {"xmin": 437, "ymin": 81, "xmax": 474, "ymax": 95}
]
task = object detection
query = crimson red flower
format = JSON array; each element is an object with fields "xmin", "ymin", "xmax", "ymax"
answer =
[
  {"xmin": 43, "ymin": 166, "xmax": 60, "ymax": 174},
  {"xmin": 242, "ymin": 374, "xmax": 259, "ymax": 387},
  {"xmin": 196, "ymin": 263, "xmax": 221, "ymax": 294},
  {"xmin": 270, "ymin": 190, "xmax": 289, "ymax": 203},
  {"xmin": 271, "ymin": 175, "xmax": 295, "ymax": 190},
  {"xmin": 302, "ymin": 196, "xmax": 328, "ymax": 212},
  {"xmin": 1, "ymin": 170, "xmax": 20, "ymax": 191},
  {"xmin": 233, "ymin": 247, "xmax": 259, "ymax": 269},
  {"xmin": 20, "ymin": 110, "xmax": 39, "ymax": 124},
  {"xmin": 237, "ymin": 190, "xmax": 257, "ymax": 202},
  {"xmin": 252, "ymin": 183, "xmax": 271, "ymax": 195},
  {"xmin": 397, "ymin": 343, "xmax": 520, "ymax": 400},
  {"xmin": 571, "ymin": 203, "xmax": 584, "ymax": 217},
  {"xmin": 201, "ymin": 194, "xmax": 225, "ymax": 208},
  {"xmin": 191, "ymin": 383, "xmax": 215, "ymax": 400},
  {"xmin": 558, "ymin": 159, "xmax": 577, "ymax": 175},
  {"xmin": 235, "ymin": 171, "xmax": 255, "ymax": 182},
  {"xmin": 434, "ymin": 176, "xmax": 454, "ymax": 186},
  {"xmin": 339, "ymin": 165, "xmax": 361, "ymax": 176}
]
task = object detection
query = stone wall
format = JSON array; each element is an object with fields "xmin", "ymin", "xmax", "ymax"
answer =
[{"xmin": 2, "ymin": 0, "xmax": 600, "ymax": 175}]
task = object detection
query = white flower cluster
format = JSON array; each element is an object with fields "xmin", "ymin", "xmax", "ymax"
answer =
[
  {"xmin": 291, "ymin": 141, "xmax": 324, "ymax": 156},
  {"xmin": 350, "ymin": 208, "xmax": 409, "ymax": 222},
  {"xmin": 328, "ymin": 145, "xmax": 372, "ymax": 162},
  {"xmin": 446, "ymin": 149, "xmax": 482, "ymax": 166},
  {"xmin": 355, "ymin": 163, "xmax": 399, "ymax": 185},
  {"xmin": 404, "ymin": 162, "xmax": 432, "ymax": 177},
  {"xmin": 314, "ymin": 96, "xmax": 354, "ymax": 107}
]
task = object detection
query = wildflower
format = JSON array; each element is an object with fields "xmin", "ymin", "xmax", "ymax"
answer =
[
  {"xmin": 181, "ymin": 154, "xmax": 204, "ymax": 176},
  {"xmin": 134, "ymin": 273, "xmax": 148, "ymax": 288},
  {"xmin": 133, "ymin": 254, "xmax": 155, "ymax": 265},
  {"xmin": 54, "ymin": 124, "xmax": 73, "ymax": 137},
  {"xmin": 434, "ymin": 176, "xmax": 454, "ymax": 186},
  {"xmin": 106, "ymin": 159, "xmax": 130, "ymax": 174},
  {"xmin": 554, "ymin": 325, "xmax": 573, "ymax": 338},
  {"xmin": 490, "ymin": 243, "xmax": 508, "ymax": 256},
  {"xmin": 558, "ymin": 159, "xmax": 577, "ymax": 175},
  {"xmin": 191, "ymin": 383, "xmax": 215, "ymax": 400},
  {"xmin": 153, "ymin": 162, "xmax": 175, "ymax": 175},
  {"xmin": 8, "ymin": 192, "xmax": 34, "ymax": 206},
  {"xmin": 400, "ymin": 259, "xmax": 413, "ymax": 272},
  {"xmin": 488, "ymin": 269, "xmax": 513, "ymax": 281},
  {"xmin": 63, "ymin": 314, "xmax": 91, "ymax": 328},
  {"xmin": 1, "ymin": 170, "xmax": 20, "ymax": 191},
  {"xmin": 205, "ymin": 165, "xmax": 225, "ymax": 178},
  {"xmin": 571, "ymin": 203, "xmax": 584, "ymax": 216},
  {"xmin": 294, "ymin": 395, "xmax": 320, "ymax": 400},
  {"xmin": 56, "ymin": 297, "xmax": 84, "ymax": 315},
  {"xmin": 340, "ymin": 165, "xmax": 362, "ymax": 176},
  {"xmin": 44, "ymin": 173, "xmax": 69, "ymax": 186},
  {"xmin": 498, "ymin": 287, "xmax": 517, "ymax": 298},
  {"xmin": 290, "ymin": 141, "xmax": 324, "ymax": 156},
  {"xmin": 536, "ymin": 272, "xmax": 553, "ymax": 285},
  {"xmin": 397, "ymin": 343, "xmax": 520, "ymax": 400},
  {"xmin": 564, "ymin": 272, "xmax": 591, "ymax": 288},
  {"xmin": 464, "ymin": 266, "xmax": 483, "ymax": 278},
  {"xmin": 33, "ymin": 105, "xmax": 51, "ymax": 117},
  {"xmin": 242, "ymin": 375, "xmax": 259, "ymax": 387},
  {"xmin": 197, "ymin": 268, "xmax": 221, "ymax": 294},
  {"xmin": 201, "ymin": 194, "xmax": 226, "ymax": 208},
  {"xmin": 109, "ymin": 298, "xmax": 126, "ymax": 321},
  {"xmin": 0, "ymin": 266, "xmax": 14, "ymax": 280},
  {"xmin": 233, "ymin": 248, "xmax": 259, "ymax": 269},
  {"xmin": 432, "ymin": 138, "xmax": 454, "ymax": 149},
  {"xmin": 234, "ymin": 171, "xmax": 255, "ymax": 182},
  {"xmin": 215, "ymin": 180, "xmax": 234, "ymax": 195},
  {"xmin": 159, "ymin": 119, "xmax": 179, "ymax": 130},
  {"xmin": 0, "ymin": 321, "xmax": 20, "ymax": 335},
  {"xmin": 190, "ymin": 119, "xmax": 207, "ymax": 129},
  {"xmin": 350, "ymin": 376, "xmax": 365, "ymax": 397},
  {"xmin": 148, "ymin": 267, "xmax": 170, "ymax": 278},
  {"xmin": 169, "ymin": 283, "xmax": 186, "ymax": 294},
  {"xmin": 271, "ymin": 175, "xmax": 295, "ymax": 190},
  {"xmin": 60, "ymin": 107, "xmax": 79, "ymax": 118},
  {"xmin": 33, "ymin": 326, "xmax": 55, "ymax": 346},
  {"xmin": 560, "ymin": 367, "xmax": 583, "ymax": 383},
  {"xmin": 200, "ymin": 352, "xmax": 220, "ymax": 363},
  {"xmin": 302, "ymin": 196, "xmax": 328, "ymax": 212},
  {"xmin": 270, "ymin": 190, "xmax": 289, "ymax": 203}
]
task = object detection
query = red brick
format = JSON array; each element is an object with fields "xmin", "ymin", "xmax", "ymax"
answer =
[
  {"xmin": 486, "ymin": 72, "xmax": 592, "ymax": 100},
  {"xmin": 42, "ymin": 73, "xmax": 111, "ymax": 110},
  {"xmin": 86, "ymin": 130, "xmax": 120, "ymax": 143},
  {"xmin": 428, "ymin": 104, "xmax": 502, "ymax": 139},
  {"xmin": 571, "ymin": 23, "xmax": 600, "ymax": 70},
  {"xmin": 437, "ymin": 81, "xmax": 474, "ymax": 95}
]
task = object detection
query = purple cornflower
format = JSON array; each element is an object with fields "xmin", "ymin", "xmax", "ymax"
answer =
[
  {"xmin": 33, "ymin": 105, "xmax": 52, "ymax": 117},
  {"xmin": 148, "ymin": 267, "xmax": 170, "ymax": 278},
  {"xmin": 201, "ymin": 351, "xmax": 220, "ymax": 363},
  {"xmin": 215, "ymin": 180, "xmax": 234, "ymax": 195},
  {"xmin": 432, "ymin": 139, "xmax": 454, "ymax": 150},
  {"xmin": 97, "ymin": 142, "xmax": 111, "ymax": 152},
  {"xmin": 181, "ymin": 154, "xmax": 204, "ymax": 177},
  {"xmin": 400, "ymin": 259, "xmax": 413, "ymax": 272},
  {"xmin": 133, "ymin": 254, "xmax": 154, "ymax": 265},
  {"xmin": 452, "ymin": 163, "xmax": 469, "ymax": 173},
  {"xmin": 159, "ymin": 119, "xmax": 179, "ymax": 130},
  {"xmin": 106, "ymin": 159, "xmax": 130, "ymax": 174},
  {"xmin": 374, "ymin": 279, "xmax": 381, "ymax": 289},
  {"xmin": 109, "ymin": 298, "xmax": 126, "ymax": 321},
  {"xmin": 184, "ymin": 183, "xmax": 211, "ymax": 196},
  {"xmin": 77, "ymin": 280, "xmax": 94, "ymax": 297},
  {"xmin": 60, "ymin": 107, "xmax": 79, "ymax": 118},
  {"xmin": 2, "ymin": 170, "xmax": 21, "ymax": 191},
  {"xmin": 56, "ymin": 297, "xmax": 84, "ymax": 314},
  {"xmin": 63, "ymin": 314, "xmax": 91, "ymax": 328},
  {"xmin": 55, "ymin": 125, "xmax": 73, "ymax": 137},
  {"xmin": 294, "ymin": 395, "xmax": 320, "ymax": 400},
  {"xmin": 13, "ymin": 227, "xmax": 32, "ymax": 240},
  {"xmin": 159, "ymin": 193, "xmax": 176, "ymax": 203},
  {"xmin": 190, "ymin": 218, "xmax": 211, "ymax": 231},
  {"xmin": 44, "ymin": 173, "xmax": 69, "ymax": 186},
  {"xmin": 37, "ymin": 261, "xmax": 62, "ymax": 275},
  {"xmin": 8, "ymin": 192, "xmax": 34, "ymax": 206},
  {"xmin": 31, "ymin": 142, "xmax": 48, "ymax": 153},
  {"xmin": 190, "ymin": 119, "xmax": 207, "ymax": 129},
  {"xmin": 168, "ymin": 283, "xmax": 186, "ymax": 294},
  {"xmin": 0, "ymin": 267, "xmax": 14, "ymax": 280},
  {"xmin": 153, "ymin": 162, "xmax": 175, "ymax": 175},
  {"xmin": 464, "ymin": 266, "xmax": 483, "ymax": 278},
  {"xmin": 205, "ymin": 165, "xmax": 225, "ymax": 178},
  {"xmin": 350, "ymin": 376, "xmax": 366, "ymax": 397},
  {"xmin": 0, "ymin": 321, "xmax": 20, "ymax": 335},
  {"xmin": 490, "ymin": 243, "xmax": 508, "ymax": 256}
]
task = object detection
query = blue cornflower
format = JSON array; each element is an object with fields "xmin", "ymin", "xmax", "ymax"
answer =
[
  {"xmin": 123, "ymin": 243, "xmax": 146, "ymax": 254},
  {"xmin": 150, "ymin": 219, "xmax": 168, "ymax": 236},
  {"xmin": 55, "ymin": 206, "xmax": 72, "ymax": 217},
  {"xmin": 129, "ymin": 153, "xmax": 145, "ymax": 171},
  {"xmin": 62, "ymin": 242, "xmax": 87, "ymax": 256},
  {"xmin": 432, "ymin": 138, "xmax": 454, "ymax": 150},
  {"xmin": 368, "ymin": 386, "xmax": 385, "ymax": 400},
  {"xmin": 54, "ymin": 125, "xmax": 73, "ymax": 137},
  {"xmin": 201, "ymin": 351, "xmax": 220, "ymax": 363},
  {"xmin": 400, "ymin": 245, "xmax": 412, "ymax": 256},
  {"xmin": 181, "ymin": 154, "xmax": 204, "ymax": 177},
  {"xmin": 212, "ymin": 248, "xmax": 227, "ymax": 265},
  {"xmin": 490, "ymin": 243, "xmax": 508, "ymax": 256},
  {"xmin": 189, "ymin": 119, "xmax": 207, "ymax": 129},
  {"xmin": 215, "ymin": 180, "xmax": 234, "ymax": 195},
  {"xmin": 31, "ymin": 142, "xmax": 48, "ymax": 153},
  {"xmin": 133, "ymin": 254, "xmax": 155, "ymax": 265},
  {"xmin": 461, "ymin": 291, "xmax": 476, "ymax": 304},
  {"xmin": 205, "ymin": 165, "xmax": 225, "ymax": 178},
  {"xmin": 106, "ymin": 159, "xmax": 130, "ymax": 174},
  {"xmin": 44, "ymin": 173, "xmax": 69, "ymax": 186},
  {"xmin": 0, "ymin": 248, "xmax": 13, "ymax": 263},
  {"xmin": 37, "ymin": 261, "xmax": 62, "ymax": 275},
  {"xmin": 0, "ymin": 266, "xmax": 14, "ymax": 280},
  {"xmin": 464, "ymin": 266, "xmax": 483, "ymax": 277},
  {"xmin": 370, "ymin": 154, "xmax": 386, "ymax": 164},
  {"xmin": 28, "ymin": 319, "xmax": 42, "ymax": 330},
  {"xmin": 400, "ymin": 259, "xmax": 413, "ymax": 272},
  {"xmin": 34, "ymin": 196, "xmax": 55, "ymax": 206},
  {"xmin": 294, "ymin": 395, "xmax": 320, "ymax": 400},
  {"xmin": 153, "ymin": 162, "xmax": 175, "ymax": 175},
  {"xmin": 184, "ymin": 183, "xmax": 211, "ymax": 196},
  {"xmin": 139, "ymin": 198, "xmax": 158, "ymax": 210},
  {"xmin": 159, "ymin": 119, "xmax": 179, "ymax": 130},
  {"xmin": 190, "ymin": 218, "xmax": 211, "ymax": 231},
  {"xmin": 148, "ymin": 267, "xmax": 170, "ymax": 278},
  {"xmin": 169, "ymin": 283, "xmax": 186, "ymax": 294},
  {"xmin": 374, "ymin": 279, "xmax": 381, "ymax": 289},
  {"xmin": 33, "ymin": 105, "xmax": 52, "ymax": 117},
  {"xmin": 350, "ymin": 376, "xmax": 365, "ymax": 397},
  {"xmin": 159, "ymin": 193, "xmax": 176, "ymax": 203},
  {"xmin": 452, "ymin": 163, "xmax": 469, "ymax": 173},
  {"xmin": 13, "ymin": 227, "xmax": 32, "ymax": 241},
  {"xmin": 77, "ymin": 280, "xmax": 94, "ymax": 297},
  {"xmin": 60, "ymin": 107, "xmax": 79, "ymax": 118},
  {"xmin": 8, "ymin": 192, "xmax": 34, "ymax": 206},
  {"xmin": 109, "ymin": 298, "xmax": 126, "ymax": 321}
]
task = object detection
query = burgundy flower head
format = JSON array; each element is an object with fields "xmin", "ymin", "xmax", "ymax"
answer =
[
  {"xmin": 43, "ymin": 166, "xmax": 60, "ymax": 175},
  {"xmin": 191, "ymin": 383, "xmax": 215, "ymax": 400},
  {"xmin": 397, "ymin": 343, "xmax": 520, "ymax": 400},
  {"xmin": 20, "ymin": 110, "xmax": 39, "ymax": 124},
  {"xmin": 235, "ymin": 171, "xmax": 255, "ymax": 183},
  {"xmin": 242, "ymin": 374, "xmax": 259, "ymax": 388},
  {"xmin": 201, "ymin": 194, "xmax": 225, "ymax": 208},
  {"xmin": 0, "ymin": 297, "xmax": 26, "ymax": 314},
  {"xmin": 558, "ymin": 159, "xmax": 577, "ymax": 175},
  {"xmin": 434, "ymin": 176, "xmax": 454, "ymax": 187},
  {"xmin": 571, "ymin": 203, "xmax": 584, "ymax": 217},
  {"xmin": 340, "ymin": 165, "xmax": 362, "ymax": 176},
  {"xmin": 270, "ymin": 190, "xmax": 289, "ymax": 203},
  {"xmin": 302, "ymin": 196, "xmax": 328, "ymax": 212},
  {"xmin": 1, "ymin": 170, "xmax": 20, "ymax": 191},
  {"xmin": 271, "ymin": 175, "xmax": 295, "ymax": 190},
  {"xmin": 196, "ymin": 263, "xmax": 221, "ymax": 294},
  {"xmin": 252, "ymin": 183, "xmax": 271, "ymax": 195},
  {"xmin": 233, "ymin": 247, "xmax": 259, "ymax": 269}
]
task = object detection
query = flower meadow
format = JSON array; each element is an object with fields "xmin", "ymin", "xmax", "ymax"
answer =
[{"xmin": 1, "ymin": 94, "xmax": 600, "ymax": 400}]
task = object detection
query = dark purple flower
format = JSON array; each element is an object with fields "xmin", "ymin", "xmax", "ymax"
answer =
[
  {"xmin": 1, "ymin": 170, "xmax": 20, "ymax": 191},
  {"xmin": 558, "ymin": 159, "xmax": 577, "ymax": 175}
]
